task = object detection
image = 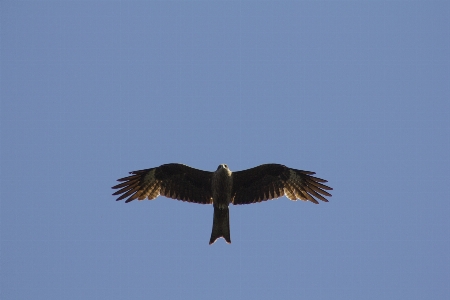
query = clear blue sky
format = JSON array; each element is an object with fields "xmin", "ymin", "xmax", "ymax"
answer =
[{"xmin": 1, "ymin": 1, "xmax": 449, "ymax": 299}]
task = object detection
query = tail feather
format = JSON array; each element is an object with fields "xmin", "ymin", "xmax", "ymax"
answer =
[{"xmin": 209, "ymin": 207, "xmax": 231, "ymax": 245}]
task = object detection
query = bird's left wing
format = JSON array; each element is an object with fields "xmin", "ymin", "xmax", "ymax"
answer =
[
  {"xmin": 232, "ymin": 164, "xmax": 332, "ymax": 205},
  {"xmin": 112, "ymin": 163, "xmax": 213, "ymax": 204}
]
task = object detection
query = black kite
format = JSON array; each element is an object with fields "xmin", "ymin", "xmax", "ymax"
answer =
[{"xmin": 112, "ymin": 164, "xmax": 332, "ymax": 244}]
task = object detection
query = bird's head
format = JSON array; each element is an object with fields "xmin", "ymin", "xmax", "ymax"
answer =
[{"xmin": 217, "ymin": 164, "xmax": 229, "ymax": 170}]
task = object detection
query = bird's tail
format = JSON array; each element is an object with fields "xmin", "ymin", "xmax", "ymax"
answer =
[{"xmin": 209, "ymin": 207, "xmax": 231, "ymax": 245}]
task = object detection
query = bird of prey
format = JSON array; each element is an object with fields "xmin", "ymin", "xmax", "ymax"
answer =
[{"xmin": 112, "ymin": 163, "xmax": 332, "ymax": 245}]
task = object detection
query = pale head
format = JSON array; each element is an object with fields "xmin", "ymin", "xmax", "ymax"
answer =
[{"xmin": 216, "ymin": 164, "xmax": 229, "ymax": 170}]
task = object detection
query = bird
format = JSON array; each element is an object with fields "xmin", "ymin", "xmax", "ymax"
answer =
[{"xmin": 112, "ymin": 163, "xmax": 332, "ymax": 245}]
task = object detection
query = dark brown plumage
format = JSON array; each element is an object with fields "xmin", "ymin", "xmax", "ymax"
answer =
[
  {"xmin": 112, "ymin": 164, "xmax": 212, "ymax": 204},
  {"xmin": 112, "ymin": 163, "xmax": 332, "ymax": 244}
]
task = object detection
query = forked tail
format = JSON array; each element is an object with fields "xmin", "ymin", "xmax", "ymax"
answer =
[{"xmin": 209, "ymin": 207, "xmax": 231, "ymax": 245}]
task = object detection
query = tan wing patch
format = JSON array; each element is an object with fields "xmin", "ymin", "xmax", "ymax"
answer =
[
  {"xmin": 112, "ymin": 169, "xmax": 161, "ymax": 203},
  {"xmin": 285, "ymin": 170, "xmax": 331, "ymax": 204},
  {"xmin": 136, "ymin": 169, "xmax": 161, "ymax": 200}
]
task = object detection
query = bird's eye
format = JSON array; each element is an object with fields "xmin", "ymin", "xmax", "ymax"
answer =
[{"xmin": 224, "ymin": 164, "xmax": 228, "ymax": 168}]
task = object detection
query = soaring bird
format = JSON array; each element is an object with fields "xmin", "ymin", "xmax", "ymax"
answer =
[{"xmin": 112, "ymin": 163, "xmax": 332, "ymax": 244}]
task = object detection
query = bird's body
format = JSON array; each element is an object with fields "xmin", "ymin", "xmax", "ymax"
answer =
[
  {"xmin": 112, "ymin": 163, "xmax": 332, "ymax": 244},
  {"xmin": 210, "ymin": 164, "xmax": 233, "ymax": 244},
  {"xmin": 212, "ymin": 164, "xmax": 233, "ymax": 209}
]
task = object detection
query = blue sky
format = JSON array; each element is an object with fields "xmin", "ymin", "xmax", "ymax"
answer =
[{"xmin": 1, "ymin": 1, "xmax": 449, "ymax": 299}]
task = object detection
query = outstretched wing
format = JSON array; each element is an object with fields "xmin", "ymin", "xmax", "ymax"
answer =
[
  {"xmin": 112, "ymin": 163, "xmax": 213, "ymax": 204},
  {"xmin": 232, "ymin": 164, "xmax": 332, "ymax": 205}
]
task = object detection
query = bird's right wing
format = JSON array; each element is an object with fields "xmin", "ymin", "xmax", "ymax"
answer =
[
  {"xmin": 112, "ymin": 163, "xmax": 213, "ymax": 204},
  {"xmin": 232, "ymin": 164, "xmax": 332, "ymax": 205}
]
